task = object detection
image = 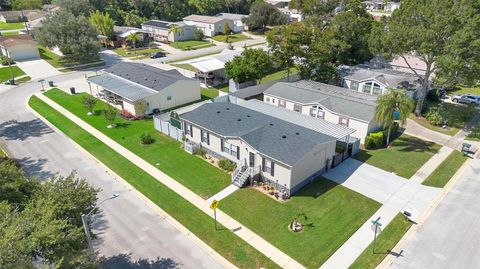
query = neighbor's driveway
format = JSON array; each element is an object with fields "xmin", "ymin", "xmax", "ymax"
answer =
[{"xmin": 15, "ymin": 59, "xmax": 61, "ymax": 79}]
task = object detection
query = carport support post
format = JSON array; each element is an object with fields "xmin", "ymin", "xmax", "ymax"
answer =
[{"xmin": 88, "ymin": 81, "xmax": 93, "ymax": 95}]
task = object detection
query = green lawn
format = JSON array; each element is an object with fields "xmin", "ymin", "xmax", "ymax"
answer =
[
  {"xmin": 261, "ymin": 68, "xmax": 299, "ymax": 84},
  {"xmin": 211, "ymin": 33, "xmax": 249, "ymax": 43},
  {"xmin": 171, "ymin": 63, "xmax": 199, "ymax": 72},
  {"xmin": 201, "ymin": 87, "xmax": 219, "ymax": 100},
  {"xmin": 112, "ymin": 47, "xmax": 165, "ymax": 58},
  {"xmin": 410, "ymin": 101, "xmax": 477, "ymax": 136},
  {"xmin": 214, "ymin": 83, "xmax": 229, "ymax": 93},
  {"xmin": 38, "ymin": 46, "xmax": 101, "ymax": 69},
  {"xmin": 170, "ymin": 40, "xmax": 213, "ymax": 50},
  {"xmin": 422, "ymin": 150, "xmax": 468, "ymax": 188},
  {"xmin": 221, "ymin": 179, "xmax": 381, "ymax": 268},
  {"xmin": 466, "ymin": 125, "xmax": 480, "ymax": 141},
  {"xmin": 0, "ymin": 66, "xmax": 25, "ymax": 83},
  {"xmin": 0, "ymin": 22, "xmax": 25, "ymax": 30},
  {"xmin": 350, "ymin": 214, "xmax": 413, "ymax": 269},
  {"xmin": 28, "ymin": 96, "xmax": 280, "ymax": 269},
  {"xmin": 43, "ymin": 89, "xmax": 230, "ymax": 198},
  {"xmin": 355, "ymin": 134, "xmax": 441, "ymax": 178},
  {"xmin": 448, "ymin": 85, "xmax": 480, "ymax": 96},
  {"xmin": 1, "ymin": 31, "xmax": 19, "ymax": 36}
]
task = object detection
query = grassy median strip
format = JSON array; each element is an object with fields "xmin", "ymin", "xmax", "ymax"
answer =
[
  {"xmin": 29, "ymin": 95, "xmax": 280, "ymax": 269},
  {"xmin": 349, "ymin": 214, "xmax": 413, "ymax": 269},
  {"xmin": 44, "ymin": 89, "xmax": 230, "ymax": 198},
  {"xmin": 422, "ymin": 150, "xmax": 468, "ymax": 188},
  {"xmin": 221, "ymin": 181, "xmax": 381, "ymax": 268}
]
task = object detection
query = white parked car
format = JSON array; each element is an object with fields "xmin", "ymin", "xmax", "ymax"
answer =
[{"xmin": 451, "ymin": 94, "xmax": 480, "ymax": 105}]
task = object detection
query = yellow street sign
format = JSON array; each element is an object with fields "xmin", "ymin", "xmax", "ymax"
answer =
[{"xmin": 210, "ymin": 199, "xmax": 219, "ymax": 210}]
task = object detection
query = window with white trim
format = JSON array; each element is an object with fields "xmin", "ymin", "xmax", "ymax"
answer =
[
  {"xmin": 339, "ymin": 117, "xmax": 349, "ymax": 127},
  {"xmin": 167, "ymin": 95, "xmax": 172, "ymax": 101},
  {"xmin": 362, "ymin": 82, "xmax": 372, "ymax": 94},
  {"xmin": 278, "ymin": 99, "xmax": 286, "ymax": 108},
  {"xmin": 223, "ymin": 140, "xmax": 238, "ymax": 158},
  {"xmin": 201, "ymin": 130, "xmax": 209, "ymax": 145},
  {"xmin": 350, "ymin": 81, "xmax": 359, "ymax": 91},
  {"xmin": 265, "ymin": 97, "xmax": 270, "ymax": 102},
  {"xmin": 264, "ymin": 159, "xmax": 272, "ymax": 174},
  {"xmin": 309, "ymin": 105, "xmax": 325, "ymax": 119},
  {"xmin": 372, "ymin": 83, "xmax": 382, "ymax": 95}
]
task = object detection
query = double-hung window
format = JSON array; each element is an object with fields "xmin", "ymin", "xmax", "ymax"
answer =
[
  {"xmin": 184, "ymin": 123, "xmax": 193, "ymax": 136},
  {"xmin": 201, "ymin": 130, "xmax": 210, "ymax": 145},
  {"xmin": 339, "ymin": 117, "xmax": 349, "ymax": 127},
  {"xmin": 293, "ymin": 103, "xmax": 302, "ymax": 113},
  {"xmin": 350, "ymin": 81, "xmax": 359, "ymax": 91},
  {"xmin": 278, "ymin": 99, "xmax": 286, "ymax": 108},
  {"xmin": 222, "ymin": 140, "xmax": 239, "ymax": 159},
  {"xmin": 262, "ymin": 157, "xmax": 275, "ymax": 176},
  {"xmin": 363, "ymin": 82, "xmax": 372, "ymax": 94},
  {"xmin": 309, "ymin": 105, "xmax": 325, "ymax": 119}
]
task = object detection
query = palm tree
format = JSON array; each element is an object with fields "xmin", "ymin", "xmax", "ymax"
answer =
[
  {"xmin": 168, "ymin": 24, "xmax": 183, "ymax": 42},
  {"xmin": 375, "ymin": 88, "xmax": 414, "ymax": 145},
  {"xmin": 126, "ymin": 32, "xmax": 141, "ymax": 53}
]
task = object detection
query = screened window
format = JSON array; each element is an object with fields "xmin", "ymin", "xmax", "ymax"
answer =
[
  {"xmin": 265, "ymin": 159, "xmax": 272, "ymax": 174},
  {"xmin": 293, "ymin": 104, "xmax": 302, "ymax": 113},
  {"xmin": 372, "ymin": 83, "xmax": 382, "ymax": 95},
  {"xmin": 278, "ymin": 99, "xmax": 286, "ymax": 108},
  {"xmin": 362, "ymin": 82, "xmax": 372, "ymax": 94},
  {"xmin": 339, "ymin": 117, "xmax": 349, "ymax": 127},
  {"xmin": 201, "ymin": 130, "xmax": 209, "ymax": 145},
  {"xmin": 265, "ymin": 97, "xmax": 270, "ymax": 102},
  {"xmin": 350, "ymin": 81, "xmax": 359, "ymax": 91}
]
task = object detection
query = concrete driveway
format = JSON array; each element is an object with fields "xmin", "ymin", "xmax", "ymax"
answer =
[
  {"xmin": 324, "ymin": 158, "xmax": 440, "ymax": 221},
  {"xmin": 16, "ymin": 59, "xmax": 61, "ymax": 79}
]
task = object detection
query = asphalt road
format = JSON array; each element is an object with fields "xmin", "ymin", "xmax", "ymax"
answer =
[
  {"xmin": 0, "ymin": 73, "xmax": 224, "ymax": 269},
  {"xmin": 390, "ymin": 155, "xmax": 480, "ymax": 269}
]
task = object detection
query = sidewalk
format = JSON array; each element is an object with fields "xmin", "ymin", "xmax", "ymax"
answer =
[
  {"xmin": 404, "ymin": 118, "xmax": 451, "ymax": 145},
  {"xmin": 35, "ymin": 93, "xmax": 305, "ymax": 269},
  {"xmin": 409, "ymin": 146, "xmax": 454, "ymax": 183}
]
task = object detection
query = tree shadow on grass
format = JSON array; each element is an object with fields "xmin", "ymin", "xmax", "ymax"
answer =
[
  {"xmin": 100, "ymin": 253, "xmax": 180, "ymax": 269},
  {"xmin": 292, "ymin": 177, "xmax": 337, "ymax": 199},
  {"xmin": 0, "ymin": 119, "xmax": 53, "ymax": 141},
  {"xmin": 393, "ymin": 135, "xmax": 439, "ymax": 154}
]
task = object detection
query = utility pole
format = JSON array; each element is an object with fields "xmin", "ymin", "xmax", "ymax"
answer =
[
  {"xmin": 82, "ymin": 193, "xmax": 119, "ymax": 259},
  {"xmin": 2, "ymin": 40, "xmax": 15, "ymax": 85}
]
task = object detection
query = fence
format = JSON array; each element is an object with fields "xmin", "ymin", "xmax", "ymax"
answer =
[{"xmin": 153, "ymin": 115, "xmax": 183, "ymax": 141}]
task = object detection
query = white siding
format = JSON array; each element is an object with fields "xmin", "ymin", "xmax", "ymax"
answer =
[
  {"xmin": 183, "ymin": 19, "xmax": 234, "ymax": 37},
  {"xmin": 157, "ymin": 80, "xmax": 201, "ymax": 110}
]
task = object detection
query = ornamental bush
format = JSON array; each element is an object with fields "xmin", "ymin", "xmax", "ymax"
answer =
[
  {"xmin": 425, "ymin": 107, "xmax": 443, "ymax": 126},
  {"xmin": 140, "ymin": 132, "xmax": 154, "ymax": 144},
  {"xmin": 219, "ymin": 159, "xmax": 236, "ymax": 172},
  {"xmin": 365, "ymin": 131, "xmax": 384, "ymax": 149}
]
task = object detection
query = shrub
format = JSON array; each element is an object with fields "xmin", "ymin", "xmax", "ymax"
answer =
[
  {"xmin": 365, "ymin": 131, "xmax": 384, "ymax": 149},
  {"xmin": 194, "ymin": 28, "xmax": 204, "ymax": 41},
  {"xmin": 219, "ymin": 159, "xmax": 236, "ymax": 172},
  {"xmin": 195, "ymin": 147, "xmax": 207, "ymax": 158},
  {"xmin": 0, "ymin": 55, "xmax": 14, "ymax": 66},
  {"xmin": 468, "ymin": 126, "xmax": 480, "ymax": 139},
  {"xmin": 425, "ymin": 106, "xmax": 443, "ymax": 126},
  {"xmin": 140, "ymin": 132, "xmax": 154, "ymax": 144},
  {"xmin": 426, "ymin": 89, "xmax": 440, "ymax": 102}
]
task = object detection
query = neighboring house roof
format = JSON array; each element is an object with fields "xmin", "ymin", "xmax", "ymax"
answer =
[
  {"xmin": 264, "ymin": 80, "xmax": 377, "ymax": 122},
  {"xmin": 340, "ymin": 65, "xmax": 422, "ymax": 90},
  {"xmin": 240, "ymin": 100, "xmax": 356, "ymax": 140},
  {"xmin": 104, "ymin": 62, "xmax": 193, "ymax": 91},
  {"xmin": 230, "ymin": 83, "xmax": 273, "ymax": 99},
  {"xmin": 87, "ymin": 73, "xmax": 157, "ymax": 102},
  {"xmin": 113, "ymin": 26, "xmax": 150, "ymax": 36},
  {"xmin": 0, "ymin": 11, "xmax": 24, "ymax": 20},
  {"xmin": 0, "ymin": 34, "xmax": 35, "ymax": 48},
  {"xmin": 24, "ymin": 10, "xmax": 44, "ymax": 21},
  {"xmin": 181, "ymin": 102, "xmax": 337, "ymax": 166},
  {"xmin": 216, "ymin": 13, "xmax": 248, "ymax": 21},
  {"xmin": 142, "ymin": 20, "xmax": 187, "ymax": 30},
  {"xmin": 183, "ymin": 15, "xmax": 225, "ymax": 24},
  {"xmin": 28, "ymin": 16, "xmax": 45, "ymax": 29}
]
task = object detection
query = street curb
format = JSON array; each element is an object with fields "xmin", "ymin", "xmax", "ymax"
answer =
[
  {"xmin": 26, "ymin": 93, "xmax": 237, "ymax": 269},
  {"xmin": 375, "ymin": 154, "xmax": 475, "ymax": 269}
]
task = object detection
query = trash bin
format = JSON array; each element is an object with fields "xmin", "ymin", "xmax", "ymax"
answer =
[
  {"xmin": 48, "ymin": 81, "xmax": 54, "ymax": 87},
  {"xmin": 70, "ymin": 87, "xmax": 76, "ymax": 94}
]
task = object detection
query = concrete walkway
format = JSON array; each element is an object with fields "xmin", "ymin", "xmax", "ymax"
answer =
[
  {"xmin": 207, "ymin": 184, "xmax": 239, "ymax": 204},
  {"xmin": 404, "ymin": 118, "xmax": 451, "ymax": 145},
  {"xmin": 16, "ymin": 59, "xmax": 61, "ymax": 80},
  {"xmin": 410, "ymin": 146, "xmax": 454, "ymax": 183},
  {"xmin": 320, "ymin": 159, "xmax": 441, "ymax": 269},
  {"xmin": 35, "ymin": 93, "xmax": 304, "ymax": 269}
]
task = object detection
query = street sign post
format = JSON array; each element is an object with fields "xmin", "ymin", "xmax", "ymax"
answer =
[
  {"xmin": 371, "ymin": 217, "xmax": 382, "ymax": 254},
  {"xmin": 210, "ymin": 200, "xmax": 219, "ymax": 230}
]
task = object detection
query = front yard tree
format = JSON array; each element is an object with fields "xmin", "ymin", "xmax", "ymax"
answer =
[
  {"xmin": 375, "ymin": 88, "xmax": 414, "ymax": 145},
  {"xmin": 223, "ymin": 22, "xmax": 232, "ymax": 35},
  {"xmin": 89, "ymin": 11, "xmax": 116, "ymax": 41},
  {"xmin": 82, "ymin": 95, "xmax": 97, "ymax": 116},
  {"xmin": 36, "ymin": 11, "xmax": 100, "ymax": 61},
  {"xmin": 12, "ymin": 0, "xmax": 42, "ymax": 10},
  {"xmin": 225, "ymin": 48, "xmax": 271, "ymax": 84},
  {"xmin": 126, "ymin": 32, "xmax": 141, "ymax": 53},
  {"xmin": 168, "ymin": 24, "xmax": 184, "ymax": 39},
  {"xmin": 103, "ymin": 107, "xmax": 118, "ymax": 128},
  {"xmin": 55, "ymin": 0, "xmax": 92, "ymax": 16},
  {"xmin": 243, "ymin": 1, "xmax": 287, "ymax": 31},
  {"xmin": 371, "ymin": 0, "xmax": 480, "ymax": 116}
]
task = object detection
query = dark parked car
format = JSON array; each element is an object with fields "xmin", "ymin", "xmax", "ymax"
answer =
[{"xmin": 150, "ymin": 51, "xmax": 166, "ymax": 59}]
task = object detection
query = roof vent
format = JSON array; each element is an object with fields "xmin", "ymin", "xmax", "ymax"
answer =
[
  {"xmin": 282, "ymin": 135, "xmax": 287, "ymax": 139},
  {"xmin": 216, "ymin": 111, "xmax": 220, "ymax": 114},
  {"xmin": 226, "ymin": 107, "xmax": 230, "ymax": 110},
  {"xmin": 247, "ymin": 115, "xmax": 251, "ymax": 117},
  {"xmin": 237, "ymin": 118, "xmax": 241, "ymax": 121},
  {"xmin": 269, "ymin": 123, "xmax": 274, "ymax": 126},
  {"xmin": 296, "ymin": 132, "xmax": 300, "ymax": 135}
]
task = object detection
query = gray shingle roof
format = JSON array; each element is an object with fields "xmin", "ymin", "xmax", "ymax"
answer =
[
  {"xmin": 104, "ymin": 62, "xmax": 192, "ymax": 92},
  {"xmin": 264, "ymin": 80, "xmax": 377, "ymax": 122},
  {"xmin": 340, "ymin": 65, "xmax": 421, "ymax": 90},
  {"xmin": 184, "ymin": 15, "xmax": 225, "ymax": 24},
  {"xmin": 181, "ymin": 102, "xmax": 337, "ymax": 166},
  {"xmin": 87, "ymin": 74, "xmax": 156, "ymax": 102}
]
